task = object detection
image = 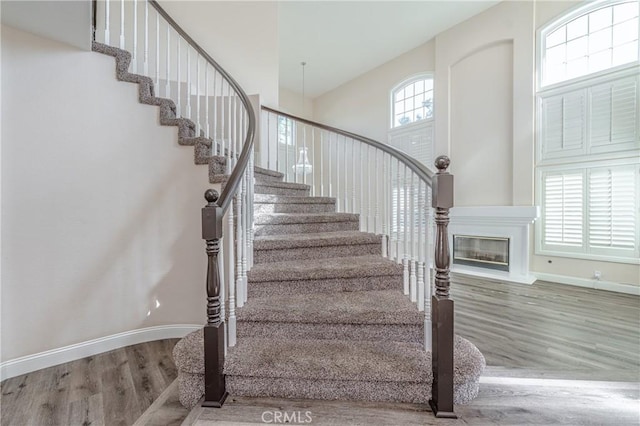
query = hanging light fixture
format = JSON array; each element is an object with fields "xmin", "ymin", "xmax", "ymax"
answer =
[{"xmin": 294, "ymin": 61, "xmax": 312, "ymax": 175}]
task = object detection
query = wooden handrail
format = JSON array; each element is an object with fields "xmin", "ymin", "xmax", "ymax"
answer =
[{"xmin": 261, "ymin": 106, "xmax": 434, "ymax": 187}]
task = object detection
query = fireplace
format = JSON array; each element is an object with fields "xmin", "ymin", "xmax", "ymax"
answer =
[
  {"xmin": 453, "ymin": 235, "xmax": 509, "ymax": 272},
  {"xmin": 448, "ymin": 206, "xmax": 540, "ymax": 285}
]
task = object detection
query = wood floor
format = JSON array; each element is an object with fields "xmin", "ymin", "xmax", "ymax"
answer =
[
  {"xmin": 0, "ymin": 339, "xmax": 186, "ymax": 426},
  {"xmin": 1, "ymin": 277, "xmax": 639, "ymax": 425}
]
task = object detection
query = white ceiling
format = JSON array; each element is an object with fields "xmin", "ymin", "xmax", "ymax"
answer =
[{"xmin": 279, "ymin": 1, "xmax": 500, "ymax": 99}]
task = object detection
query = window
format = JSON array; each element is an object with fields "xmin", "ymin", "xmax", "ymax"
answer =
[
  {"xmin": 536, "ymin": 0, "xmax": 640, "ymax": 263},
  {"xmin": 542, "ymin": 1, "xmax": 638, "ymax": 86},
  {"xmin": 391, "ymin": 75, "xmax": 434, "ymax": 128},
  {"xmin": 389, "ymin": 74, "xmax": 435, "ymax": 241}
]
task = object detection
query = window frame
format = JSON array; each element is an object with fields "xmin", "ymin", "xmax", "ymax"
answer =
[
  {"xmin": 538, "ymin": 0, "xmax": 640, "ymax": 90},
  {"xmin": 389, "ymin": 73, "xmax": 434, "ymax": 130},
  {"xmin": 535, "ymin": 0, "xmax": 640, "ymax": 264}
]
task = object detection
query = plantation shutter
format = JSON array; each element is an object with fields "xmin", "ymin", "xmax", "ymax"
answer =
[
  {"xmin": 588, "ymin": 166, "xmax": 638, "ymax": 251},
  {"xmin": 543, "ymin": 171, "xmax": 584, "ymax": 247},
  {"xmin": 590, "ymin": 76, "xmax": 639, "ymax": 153},
  {"xmin": 540, "ymin": 90, "xmax": 586, "ymax": 159}
]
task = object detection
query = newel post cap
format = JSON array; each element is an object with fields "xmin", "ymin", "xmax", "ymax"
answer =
[{"xmin": 432, "ymin": 156, "xmax": 453, "ymax": 209}]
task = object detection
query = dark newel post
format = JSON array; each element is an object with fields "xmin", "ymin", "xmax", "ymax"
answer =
[
  {"xmin": 201, "ymin": 189, "xmax": 228, "ymax": 408},
  {"xmin": 429, "ymin": 156, "xmax": 456, "ymax": 419}
]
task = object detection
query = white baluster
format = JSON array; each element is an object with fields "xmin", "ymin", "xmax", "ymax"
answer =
[
  {"xmin": 186, "ymin": 48, "xmax": 192, "ymax": 119},
  {"xmin": 196, "ymin": 54, "xmax": 201, "ymax": 135},
  {"xmin": 104, "ymin": 0, "xmax": 110, "ymax": 44},
  {"xmin": 165, "ymin": 25, "xmax": 170, "ymax": 98},
  {"xmin": 409, "ymin": 173, "xmax": 417, "ymax": 303},
  {"xmin": 395, "ymin": 159, "xmax": 402, "ymax": 263},
  {"xmin": 342, "ymin": 136, "xmax": 347, "ymax": 211},
  {"xmin": 285, "ymin": 116, "xmax": 290, "ymax": 180},
  {"xmin": 119, "ymin": 0, "xmax": 125, "ymax": 49},
  {"xmin": 374, "ymin": 150, "xmax": 379, "ymax": 234},
  {"xmin": 403, "ymin": 165, "xmax": 409, "ymax": 295},
  {"xmin": 302, "ymin": 125, "xmax": 307, "ymax": 185},
  {"xmin": 424, "ymin": 191, "xmax": 432, "ymax": 351},
  {"xmin": 241, "ymin": 173, "xmax": 248, "ymax": 304},
  {"xmin": 132, "ymin": 0, "xmax": 138, "ymax": 72},
  {"xmin": 212, "ymin": 71, "xmax": 218, "ymax": 153},
  {"xmin": 143, "ymin": 0, "xmax": 148, "ymax": 75},
  {"xmin": 335, "ymin": 135, "xmax": 340, "ymax": 210},
  {"xmin": 320, "ymin": 131, "xmax": 324, "ymax": 196},
  {"xmin": 327, "ymin": 133, "xmax": 332, "ymax": 198},
  {"xmin": 226, "ymin": 208, "xmax": 237, "ymax": 347},
  {"xmin": 235, "ymin": 190, "xmax": 244, "ymax": 308},
  {"xmin": 311, "ymin": 127, "xmax": 315, "ymax": 195},
  {"xmin": 176, "ymin": 38, "xmax": 181, "ymax": 116},
  {"xmin": 366, "ymin": 145, "xmax": 372, "ymax": 231},
  {"xmin": 155, "ymin": 11, "xmax": 159, "ymax": 90},
  {"xmin": 417, "ymin": 181, "xmax": 425, "ymax": 312},
  {"xmin": 351, "ymin": 139, "xmax": 356, "ymax": 216},
  {"xmin": 360, "ymin": 143, "xmax": 365, "ymax": 232},
  {"xmin": 205, "ymin": 66, "xmax": 210, "ymax": 138},
  {"xmin": 248, "ymin": 149, "xmax": 255, "ymax": 268},
  {"xmin": 381, "ymin": 153, "xmax": 388, "ymax": 258}
]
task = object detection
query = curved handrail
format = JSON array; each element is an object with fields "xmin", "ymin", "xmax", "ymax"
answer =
[
  {"xmin": 261, "ymin": 106, "xmax": 434, "ymax": 187},
  {"xmin": 150, "ymin": 0, "xmax": 255, "ymax": 212}
]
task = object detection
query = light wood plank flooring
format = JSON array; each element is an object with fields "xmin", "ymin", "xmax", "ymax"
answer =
[
  {"xmin": 0, "ymin": 339, "xmax": 185, "ymax": 426},
  {"xmin": 1, "ymin": 278, "xmax": 639, "ymax": 425}
]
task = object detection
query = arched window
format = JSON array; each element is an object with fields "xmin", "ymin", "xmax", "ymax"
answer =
[
  {"xmin": 536, "ymin": 0, "xmax": 639, "ymax": 263},
  {"xmin": 390, "ymin": 75, "xmax": 434, "ymax": 128},
  {"xmin": 541, "ymin": 0, "xmax": 638, "ymax": 87}
]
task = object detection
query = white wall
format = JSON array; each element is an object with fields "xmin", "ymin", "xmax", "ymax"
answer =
[
  {"xmin": 1, "ymin": 0, "xmax": 91, "ymax": 51},
  {"xmin": 159, "ymin": 1, "xmax": 279, "ymax": 107},
  {"xmin": 1, "ymin": 26, "xmax": 210, "ymax": 364},
  {"xmin": 313, "ymin": 42, "xmax": 435, "ymax": 143},
  {"xmin": 279, "ymin": 87, "xmax": 313, "ymax": 119},
  {"xmin": 434, "ymin": 0, "xmax": 534, "ymax": 207}
]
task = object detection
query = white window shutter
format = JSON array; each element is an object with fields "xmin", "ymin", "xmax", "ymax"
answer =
[
  {"xmin": 541, "ymin": 90, "xmax": 586, "ymax": 159},
  {"xmin": 588, "ymin": 166, "xmax": 638, "ymax": 250},
  {"xmin": 543, "ymin": 171, "xmax": 584, "ymax": 247},
  {"xmin": 590, "ymin": 75, "xmax": 639, "ymax": 152}
]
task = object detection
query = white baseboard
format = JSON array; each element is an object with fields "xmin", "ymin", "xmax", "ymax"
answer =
[
  {"xmin": 534, "ymin": 273, "xmax": 640, "ymax": 296},
  {"xmin": 0, "ymin": 324, "xmax": 201, "ymax": 381}
]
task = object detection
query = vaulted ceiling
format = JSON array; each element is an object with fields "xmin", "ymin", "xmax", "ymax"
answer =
[{"xmin": 279, "ymin": 1, "xmax": 500, "ymax": 98}]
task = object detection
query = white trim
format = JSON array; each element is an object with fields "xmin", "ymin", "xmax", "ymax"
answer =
[
  {"xmin": 0, "ymin": 324, "xmax": 201, "ymax": 381},
  {"xmin": 535, "ymin": 272, "xmax": 640, "ymax": 296}
]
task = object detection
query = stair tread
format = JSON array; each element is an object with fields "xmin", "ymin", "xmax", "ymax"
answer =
[
  {"xmin": 254, "ymin": 231, "xmax": 379, "ymax": 250},
  {"xmin": 254, "ymin": 194, "xmax": 335, "ymax": 204},
  {"xmin": 225, "ymin": 337, "xmax": 431, "ymax": 383},
  {"xmin": 255, "ymin": 181, "xmax": 310, "ymax": 190},
  {"xmin": 248, "ymin": 255, "xmax": 402, "ymax": 282},
  {"xmin": 255, "ymin": 212, "xmax": 358, "ymax": 225},
  {"xmin": 254, "ymin": 166, "xmax": 284, "ymax": 179},
  {"xmin": 238, "ymin": 290, "xmax": 421, "ymax": 325}
]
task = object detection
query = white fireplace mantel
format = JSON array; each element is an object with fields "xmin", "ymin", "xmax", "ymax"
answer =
[{"xmin": 449, "ymin": 206, "xmax": 540, "ymax": 285}]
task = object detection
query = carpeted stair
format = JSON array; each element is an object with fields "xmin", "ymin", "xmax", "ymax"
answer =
[{"xmin": 173, "ymin": 168, "xmax": 486, "ymax": 410}]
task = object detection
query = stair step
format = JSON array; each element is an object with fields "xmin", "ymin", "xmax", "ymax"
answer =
[
  {"xmin": 254, "ymin": 166, "xmax": 284, "ymax": 182},
  {"xmin": 247, "ymin": 255, "xmax": 402, "ymax": 297},
  {"xmin": 254, "ymin": 213, "xmax": 359, "ymax": 236},
  {"xmin": 237, "ymin": 290, "xmax": 422, "ymax": 343},
  {"xmin": 225, "ymin": 338, "xmax": 431, "ymax": 403},
  {"xmin": 254, "ymin": 231, "xmax": 381, "ymax": 263},
  {"xmin": 254, "ymin": 194, "xmax": 336, "ymax": 214},
  {"xmin": 254, "ymin": 181, "xmax": 310, "ymax": 197}
]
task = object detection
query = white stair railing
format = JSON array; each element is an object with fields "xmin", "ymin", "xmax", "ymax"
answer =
[{"xmin": 260, "ymin": 106, "xmax": 438, "ymax": 351}]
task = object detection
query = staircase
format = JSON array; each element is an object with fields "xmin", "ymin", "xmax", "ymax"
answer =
[
  {"xmin": 173, "ymin": 167, "xmax": 485, "ymax": 409},
  {"xmin": 92, "ymin": 0, "xmax": 485, "ymax": 417}
]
